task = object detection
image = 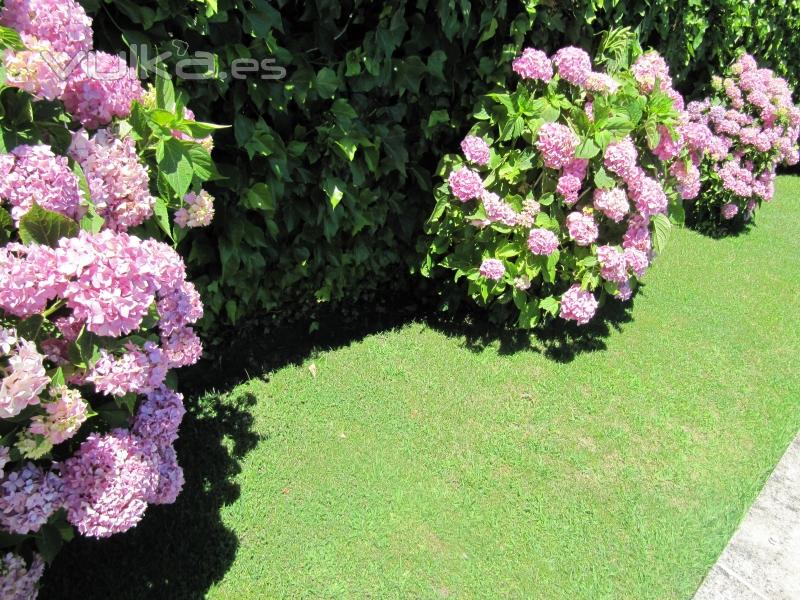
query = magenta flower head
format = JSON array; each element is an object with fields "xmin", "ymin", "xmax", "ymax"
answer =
[
  {"xmin": 721, "ymin": 203, "xmax": 740, "ymax": 220},
  {"xmin": 460, "ymin": 135, "xmax": 491, "ymax": 166},
  {"xmin": 559, "ymin": 284, "xmax": 598, "ymax": 325},
  {"xmin": 597, "ymin": 245, "xmax": 628, "ymax": 283},
  {"xmin": 512, "ymin": 48, "xmax": 553, "ymax": 82},
  {"xmin": 552, "ymin": 47, "xmax": 592, "ymax": 86},
  {"xmin": 527, "ymin": 228, "xmax": 559, "ymax": 256},
  {"xmin": 62, "ymin": 52, "xmax": 145, "ymax": 129},
  {"xmin": 0, "ymin": 0, "xmax": 93, "ymax": 57},
  {"xmin": 593, "ymin": 188, "xmax": 630, "ymax": 223},
  {"xmin": 536, "ymin": 122, "xmax": 579, "ymax": 169},
  {"xmin": 448, "ymin": 166, "xmax": 484, "ymax": 202},
  {"xmin": 479, "ymin": 258, "xmax": 505, "ymax": 281},
  {"xmin": 0, "ymin": 144, "xmax": 84, "ymax": 225},
  {"xmin": 566, "ymin": 211, "xmax": 599, "ymax": 246}
]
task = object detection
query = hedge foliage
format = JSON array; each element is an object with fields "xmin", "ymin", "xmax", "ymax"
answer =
[{"xmin": 88, "ymin": 0, "xmax": 800, "ymax": 330}]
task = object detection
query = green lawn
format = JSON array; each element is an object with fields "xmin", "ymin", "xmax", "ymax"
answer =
[{"xmin": 44, "ymin": 177, "xmax": 800, "ymax": 599}]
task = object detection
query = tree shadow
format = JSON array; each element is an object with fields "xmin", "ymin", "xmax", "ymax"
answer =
[{"xmin": 41, "ymin": 390, "xmax": 261, "ymax": 600}]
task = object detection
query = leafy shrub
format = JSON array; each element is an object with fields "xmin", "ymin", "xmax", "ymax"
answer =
[
  {"xmin": 82, "ymin": 0, "xmax": 800, "ymax": 334},
  {"xmin": 423, "ymin": 32, "xmax": 701, "ymax": 328},
  {"xmin": 686, "ymin": 54, "xmax": 800, "ymax": 233},
  {"xmin": 0, "ymin": 0, "xmax": 218, "ymax": 592}
]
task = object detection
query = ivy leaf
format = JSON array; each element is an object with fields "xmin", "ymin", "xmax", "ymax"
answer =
[
  {"xmin": 18, "ymin": 204, "xmax": 79, "ymax": 247},
  {"xmin": 323, "ymin": 179, "xmax": 345, "ymax": 208},
  {"xmin": 315, "ymin": 67, "xmax": 339, "ymax": 99}
]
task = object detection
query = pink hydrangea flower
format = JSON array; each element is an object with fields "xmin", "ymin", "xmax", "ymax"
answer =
[
  {"xmin": 0, "ymin": 144, "xmax": 85, "ymax": 224},
  {"xmin": 62, "ymin": 52, "xmax": 144, "ymax": 129},
  {"xmin": 556, "ymin": 173, "xmax": 582, "ymax": 205},
  {"xmin": 623, "ymin": 215, "xmax": 652, "ymax": 254},
  {"xmin": 479, "ymin": 258, "xmax": 505, "ymax": 281},
  {"xmin": 624, "ymin": 247, "xmax": 649, "ymax": 278},
  {"xmin": 616, "ymin": 280, "xmax": 633, "ymax": 301},
  {"xmin": 597, "ymin": 245, "xmax": 627, "ymax": 283},
  {"xmin": 604, "ymin": 137, "xmax": 638, "ymax": 181},
  {"xmin": 721, "ymin": 203, "xmax": 740, "ymax": 220},
  {"xmin": 628, "ymin": 174, "xmax": 668, "ymax": 217},
  {"xmin": 87, "ymin": 343, "xmax": 167, "ymax": 398},
  {"xmin": 559, "ymin": 284, "xmax": 598, "ymax": 325},
  {"xmin": 460, "ymin": 135, "xmax": 491, "ymax": 166},
  {"xmin": 536, "ymin": 122, "xmax": 579, "ymax": 169},
  {"xmin": 565, "ymin": 211, "xmax": 598, "ymax": 246},
  {"xmin": 631, "ymin": 52, "xmax": 672, "ymax": 94},
  {"xmin": 69, "ymin": 129, "xmax": 155, "ymax": 232},
  {"xmin": 592, "ymin": 188, "xmax": 630, "ymax": 222},
  {"xmin": 481, "ymin": 191, "xmax": 518, "ymax": 227},
  {"xmin": 156, "ymin": 280, "xmax": 204, "ymax": 337},
  {"xmin": 174, "ymin": 190, "xmax": 215, "ymax": 229},
  {"xmin": 0, "ymin": 244, "xmax": 63, "ymax": 319},
  {"xmin": 653, "ymin": 125, "xmax": 684, "ymax": 160},
  {"xmin": 149, "ymin": 445, "xmax": 184, "ymax": 505},
  {"xmin": 527, "ymin": 228, "xmax": 559, "ymax": 256},
  {"xmin": 161, "ymin": 327, "xmax": 203, "ymax": 368},
  {"xmin": 132, "ymin": 387, "xmax": 185, "ymax": 449},
  {"xmin": 0, "ymin": 0, "xmax": 92, "ymax": 57},
  {"xmin": 584, "ymin": 72, "xmax": 618, "ymax": 94},
  {"xmin": 0, "ymin": 339, "xmax": 49, "ymax": 419},
  {"xmin": 552, "ymin": 47, "xmax": 592, "ymax": 86},
  {"xmin": 448, "ymin": 166, "xmax": 483, "ymax": 202},
  {"xmin": 669, "ymin": 161, "xmax": 701, "ymax": 200},
  {"xmin": 28, "ymin": 386, "xmax": 88, "ymax": 445},
  {"xmin": 515, "ymin": 198, "xmax": 541, "ymax": 228},
  {"xmin": 512, "ymin": 48, "xmax": 553, "ymax": 82},
  {"xmin": 2, "ymin": 37, "xmax": 69, "ymax": 100},
  {"xmin": 562, "ymin": 157, "xmax": 589, "ymax": 181},
  {"xmin": 60, "ymin": 429, "xmax": 159, "ymax": 538}
]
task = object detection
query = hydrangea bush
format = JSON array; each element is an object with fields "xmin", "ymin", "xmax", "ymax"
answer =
[
  {"xmin": 423, "ymin": 31, "xmax": 704, "ymax": 328},
  {"xmin": 0, "ymin": 0, "xmax": 220, "ymax": 595},
  {"xmin": 686, "ymin": 53, "xmax": 800, "ymax": 233}
]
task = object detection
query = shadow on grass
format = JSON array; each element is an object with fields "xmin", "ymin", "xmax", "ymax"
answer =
[
  {"xmin": 41, "ymin": 391, "xmax": 261, "ymax": 600},
  {"xmin": 39, "ymin": 288, "xmax": 633, "ymax": 598},
  {"xmin": 427, "ymin": 293, "xmax": 635, "ymax": 363}
]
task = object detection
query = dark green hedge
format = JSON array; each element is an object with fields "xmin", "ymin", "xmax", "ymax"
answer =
[{"xmin": 88, "ymin": 0, "xmax": 800, "ymax": 331}]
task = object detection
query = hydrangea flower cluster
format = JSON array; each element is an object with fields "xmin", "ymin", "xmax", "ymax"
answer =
[
  {"xmin": 174, "ymin": 190, "xmax": 215, "ymax": 229},
  {"xmin": 0, "ymin": 2, "xmax": 219, "ymax": 595},
  {"xmin": 687, "ymin": 53, "xmax": 800, "ymax": 230},
  {"xmin": 68, "ymin": 130, "xmax": 155, "ymax": 231},
  {"xmin": 426, "ymin": 39, "xmax": 698, "ymax": 329},
  {"xmin": 1, "ymin": 0, "xmax": 143, "ymax": 128},
  {"xmin": 0, "ymin": 145, "xmax": 85, "ymax": 225}
]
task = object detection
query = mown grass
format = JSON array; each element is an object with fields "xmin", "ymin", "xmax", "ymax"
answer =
[{"xmin": 44, "ymin": 177, "xmax": 800, "ymax": 599}]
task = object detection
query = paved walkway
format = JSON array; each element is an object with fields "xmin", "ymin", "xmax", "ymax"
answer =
[{"xmin": 694, "ymin": 436, "xmax": 800, "ymax": 600}]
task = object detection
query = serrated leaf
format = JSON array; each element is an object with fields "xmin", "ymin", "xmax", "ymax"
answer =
[
  {"xmin": 18, "ymin": 204, "xmax": 78, "ymax": 247},
  {"xmin": 539, "ymin": 296, "xmax": 560, "ymax": 316},
  {"xmin": 594, "ymin": 167, "xmax": 617, "ymax": 189},
  {"xmin": 652, "ymin": 214, "xmax": 672, "ymax": 254},
  {"xmin": 574, "ymin": 138, "xmax": 600, "ymax": 159}
]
